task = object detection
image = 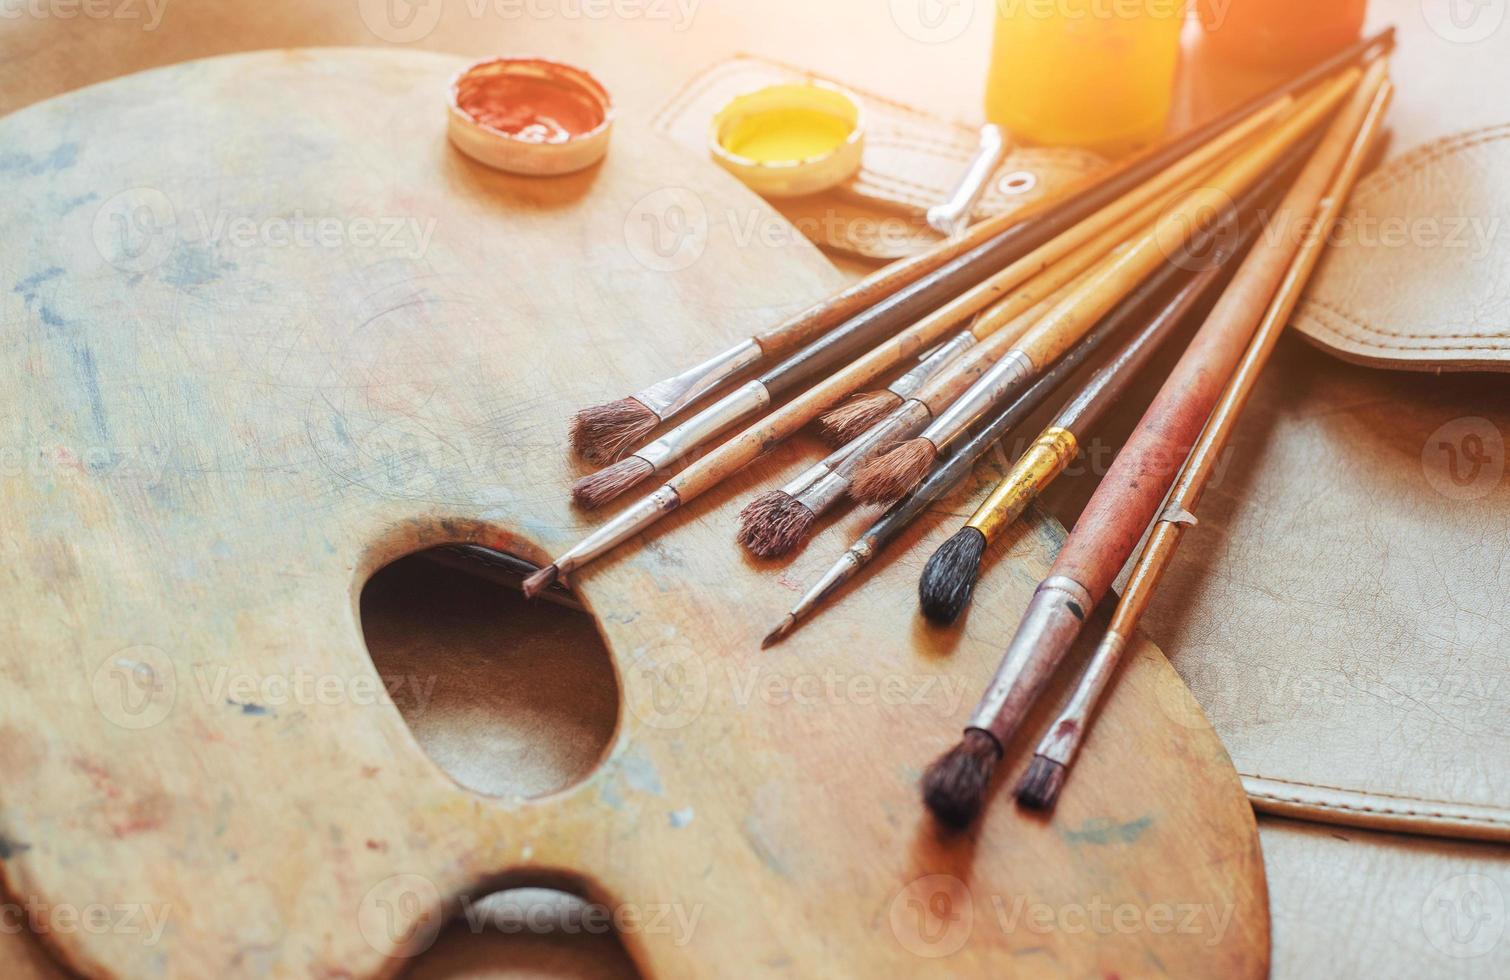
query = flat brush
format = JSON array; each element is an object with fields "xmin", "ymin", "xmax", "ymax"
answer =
[
  {"xmin": 848, "ymin": 74, "xmax": 1356, "ymax": 507},
  {"xmin": 917, "ymin": 168, "xmax": 1282, "ymax": 625},
  {"xmin": 816, "ymin": 157, "xmax": 1220, "ymax": 446},
  {"xmin": 921, "ymin": 62, "xmax": 1388, "ymax": 831},
  {"xmin": 760, "ymin": 235, "xmax": 1215, "ymax": 647},
  {"xmin": 568, "ymin": 28, "xmax": 1393, "ymax": 464},
  {"xmin": 522, "ymin": 55, "xmax": 1385, "ymax": 599},
  {"xmin": 1016, "ymin": 77, "xmax": 1395, "ymax": 814}
]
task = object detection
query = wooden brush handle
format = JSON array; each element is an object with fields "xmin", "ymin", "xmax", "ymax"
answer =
[{"xmin": 1050, "ymin": 63, "xmax": 1390, "ymax": 606}]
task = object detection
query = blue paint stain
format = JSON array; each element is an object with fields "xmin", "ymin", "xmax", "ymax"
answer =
[
  {"xmin": 0, "ymin": 142, "xmax": 79, "ymax": 177},
  {"xmin": 0, "ymin": 835, "xmax": 32, "ymax": 859},
  {"xmin": 56, "ymin": 191, "xmax": 99, "ymax": 216},
  {"xmin": 14, "ymin": 267, "xmax": 64, "ymax": 296},
  {"xmin": 227, "ymin": 699, "xmax": 271, "ymax": 717},
  {"xmin": 164, "ymin": 242, "xmax": 235, "ymax": 289},
  {"xmin": 620, "ymin": 752, "xmax": 664, "ymax": 797},
  {"xmin": 72, "ymin": 345, "xmax": 109, "ymax": 438},
  {"xmin": 1062, "ymin": 815, "xmax": 1154, "ymax": 847}
]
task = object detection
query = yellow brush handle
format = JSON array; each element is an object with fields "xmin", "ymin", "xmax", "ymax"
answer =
[{"xmin": 966, "ymin": 426, "xmax": 1080, "ymax": 540}]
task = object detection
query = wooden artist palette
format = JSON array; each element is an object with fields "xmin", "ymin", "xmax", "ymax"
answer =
[{"xmin": 0, "ymin": 50, "xmax": 1266, "ymax": 977}]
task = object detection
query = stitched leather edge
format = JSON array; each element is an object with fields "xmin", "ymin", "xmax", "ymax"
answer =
[
  {"xmin": 1294, "ymin": 124, "xmax": 1510, "ymax": 369},
  {"xmin": 1243, "ymin": 774, "xmax": 1510, "ymax": 843}
]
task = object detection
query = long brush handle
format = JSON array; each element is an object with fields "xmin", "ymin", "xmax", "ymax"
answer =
[
  {"xmin": 1031, "ymin": 77, "xmax": 1395, "ymax": 784},
  {"xmin": 966, "ymin": 61, "xmax": 1391, "ymax": 750}
]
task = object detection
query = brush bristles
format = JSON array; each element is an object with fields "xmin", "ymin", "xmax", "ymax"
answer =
[
  {"xmin": 817, "ymin": 391, "xmax": 902, "ymax": 445},
  {"xmin": 736, "ymin": 491, "xmax": 816, "ymax": 558},
  {"xmin": 569, "ymin": 397, "xmax": 659, "ymax": 464},
  {"xmin": 921, "ymin": 729, "xmax": 1002, "ymax": 830},
  {"xmin": 919, "ymin": 527, "xmax": 988, "ymax": 625},
  {"xmin": 571, "ymin": 456, "xmax": 654, "ymax": 509},
  {"xmin": 761, "ymin": 615, "xmax": 796, "ymax": 649},
  {"xmin": 849, "ymin": 438, "xmax": 937, "ymax": 504},
  {"xmin": 521, "ymin": 564, "xmax": 559, "ymax": 599},
  {"xmin": 1015, "ymin": 755, "xmax": 1068, "ymax": 811}
]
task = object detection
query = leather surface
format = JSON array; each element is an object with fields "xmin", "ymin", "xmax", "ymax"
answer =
[{"xmin": 652, "ymin": 55, "xmax": 1106, "ymax": 259}]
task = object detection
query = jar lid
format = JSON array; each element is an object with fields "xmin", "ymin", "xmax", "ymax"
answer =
[
  {"xmin": 447, "ymin": 57, "xmax": 614, "ymax": 176},
  {"xmin": 708, "ymin": 81, "xmax": 865, "ymax": 198}
]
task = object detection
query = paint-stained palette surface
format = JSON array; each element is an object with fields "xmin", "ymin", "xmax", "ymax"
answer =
[{"xmin": 0, "ymin": 49, "xmax": 1266, "ymax": 978}]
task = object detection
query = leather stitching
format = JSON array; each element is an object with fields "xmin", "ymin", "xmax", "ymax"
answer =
[
  {"xmin": 1243, "ymin": 774, "xmax": 1510, "ymax": 826},
  {"xmin": 1297, "ymin": 124, "xmax": 1510, "ymax": 358}
]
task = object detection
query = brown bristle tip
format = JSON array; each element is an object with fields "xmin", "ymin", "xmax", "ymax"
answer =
[
  {"xmin": 568, "ymin": 397, "xmax": 658, "ymax": 463},
  {"xmin": 761, "ymin": 615, "xmax": 795, "ymax": 649},
  {"xmin": 570, "ymin": 457, "xmax": 654, "ymax": 509},
  {"xmin": 736, "ymin": 492, "xmax": 815, "ymax": 559},
  {"xmin": 849, "ymin": 439, "xmax": 936, "ymax": 504},
  {"xmin": 817, "ymin": 391, "xmax": 902, "ymax": 444},
  {"xmin": 918, "ymin": 527, "xmax": 988, "ymax": 625},
  {"xmin": 921, "ymin": 730, "xmax": 1002, "ymax": 830},
  {"xmin": 1015, "ymin": 756, "xmax": 1068, "ymax": 811},
  {"xmin": 521, "ymin": 564, "xmax": 559, "ymax": 599}
]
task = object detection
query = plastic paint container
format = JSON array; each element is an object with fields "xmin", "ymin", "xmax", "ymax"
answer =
[
  {"xmin": 448, "ymin": 57, "xmax": 614, "ymax": 175},
  {"xmin": 709, "ymin": 82, "xmax": 865, "ymax": 198},
  {"xmin": 985, "ymin": 0, "xmax": 1185, "ymax": 157}
]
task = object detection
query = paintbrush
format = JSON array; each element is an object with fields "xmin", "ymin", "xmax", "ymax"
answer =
[
  {"xmin": 569, "ymin": 104, "xmax": 1268, "ymax": 510},
  {"xmin": 522, "ymin": 56, "xmax": 1386, "ymax": 599},
  {"xmin": 568, "ymin": 29, "xmax": 1393, "ymax": 464},
  {"xmin": 848, "ymin": 75, "xmax": 1355, "ymax": 507},
  {"xmin": 921, "ymin": 62, "xmax": 1389, "ymax": 831},
  {"xmin": 759, "ymin": 219, "xmax": 1245, "ymax": 647},
  {"xmin": 916, "ymin": 158, "xmax": 1291, "ymax": 624},
  {"xmin": 1015, "ymin": 76, "xmax": 1395, "ymax": 813},
  {"xmin": 816, "ymin": 152, "xmax": 1225, "ymax": 446}
]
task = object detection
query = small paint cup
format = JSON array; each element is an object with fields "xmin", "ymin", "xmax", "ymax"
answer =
[
  {"xmin": 709, "ymin": 82, "xmax": 865, "ymax": 198},
  {"xmin": 448, "ymin": 57, "xmax": 614, "ymax": 176}
]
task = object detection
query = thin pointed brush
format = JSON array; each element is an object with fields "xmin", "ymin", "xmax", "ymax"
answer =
[
  {"xmin": 522, "ymin": 47, "xmax": 1389, "ymax": 598},
  {"xmin": 569, "ymin": 29, "xmax": 1391, "ymax": 463},
  {"xmin": 569, "ymin": 105, "xmax": 1273, "ymax": 510},
  {"xmin": 848, "ymin": 77, "xmax": 1354, "ymax": 507},
  {"xmin": 917, "ymin": 148, "xmax": 1291, "ymax": 625},
  {"xmin": 922, "ymin": 63, "xmax": 1388, "ymax": 830},
  {"xmin": 1016, "ymin": 76, "xmax": 1395, "ymax": 814}
]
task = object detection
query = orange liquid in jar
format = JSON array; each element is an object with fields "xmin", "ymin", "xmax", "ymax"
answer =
[
  {"xmin": 985, "ymin": 0, "xmax": 1185, "ymax": 156},
  {"xmin": 1198, "ymin": 0, "xmax": 1367, "ymax": 67}
]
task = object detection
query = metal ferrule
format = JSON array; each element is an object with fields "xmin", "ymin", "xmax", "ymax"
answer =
[
  {"xmin": 786, "ymin": 543, "xmax": 874, "ymax": 625},
  {"xmin": 966, "ymin": 575, "xmax": 1094, "ymax": 746},
  {"xmin": 556, "ymin": 486, "xmax": 680, "ymax": 578},
  {"xmin": 634, "ymin": 338, "xmax": 764, "ymax": 419},
  {"xmin": 1034, "ymin": 631, "xmax": 1128, "ymax": 766},
  {"xmin": 920, "ymin": 349, "xmax": 1034, "ymax": 452},
  {"xmin": 635, "ymin": 380, "xmax": 771, "ymax": 473},
  {"xmin": 795, "ymin": 468, "xmax": 850, "ymax": 515},
  {"xmin": 778, "ymin": 458, "xmax": 834, "ymax": 498},
  {"xmin": 967, "ymin": 426, "xmax": 1079, "ymax": 540},
  {"xmin": 890, "ymin": 332, "xmax": 977, "ymax": 399}
]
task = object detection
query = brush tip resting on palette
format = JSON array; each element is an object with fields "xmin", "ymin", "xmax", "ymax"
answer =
[
  {"xmin": 918, "ymin": 526, "xmax": 989, "ymax": 624},
  {"xmin": 1014, "ymin": 754, "xmax": 1069, "ymax": 811},
  {"xmin": 569, "ymin": 396, "xmax": 659, "ymax": 463},
  {"xmin": 921, "ymin": 728, "xmax": 1003, "ymax": 830},
  {"xmin": 571, "ymin": 456, "xmax": 655, "ymax": 509},
  {"xmin": 737, "ymin": 491, "xmax": 816, "ymax": 559}
]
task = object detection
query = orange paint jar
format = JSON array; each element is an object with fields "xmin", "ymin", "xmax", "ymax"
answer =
[{"xmin": 1197, "ymin": 0, "xmax": 1368, "ymax": 67}]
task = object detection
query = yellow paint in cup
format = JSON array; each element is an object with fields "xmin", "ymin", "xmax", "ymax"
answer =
[{"xmin": 709, "ymin": 82, "xmax": 864, "ymax": 198}]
